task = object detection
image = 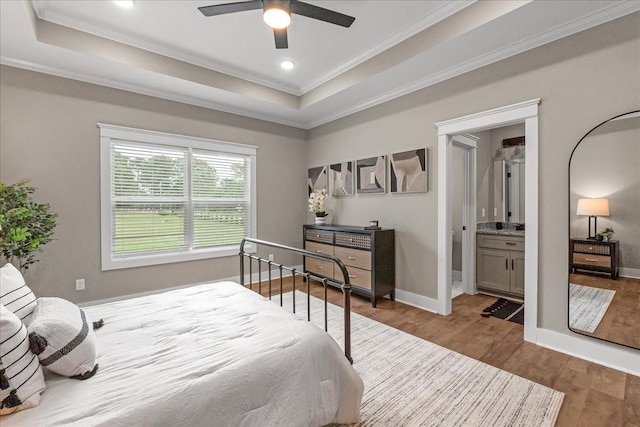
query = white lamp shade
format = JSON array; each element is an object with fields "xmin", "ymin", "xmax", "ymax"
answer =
[{"xmin": 576, "ymin": 198, "xmax": 610, "ymax": 216}]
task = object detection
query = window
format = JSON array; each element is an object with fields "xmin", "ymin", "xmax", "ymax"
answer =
[{"xmin": 99, "ymin": 124, "xmax": 257, "ymax": 270}]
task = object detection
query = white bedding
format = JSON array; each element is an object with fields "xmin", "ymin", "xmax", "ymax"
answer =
[{"xmin": 4, "ymin": 281, "xmax": 363, "ymax": 426}]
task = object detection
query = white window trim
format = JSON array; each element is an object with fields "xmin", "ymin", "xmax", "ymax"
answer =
[{"xmin": 99, "ymin": 123, "xmax": 257, "ymax": 271}]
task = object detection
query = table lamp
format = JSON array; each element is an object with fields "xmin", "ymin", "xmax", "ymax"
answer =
[{"xmin": 576, "ymin": 198, "xmax": 609, "ymax": 239}]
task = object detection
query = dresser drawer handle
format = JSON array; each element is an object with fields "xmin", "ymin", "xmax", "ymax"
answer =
[
  {"xmin": 316, "ymin": 265, "xmax": 323, "ymax": 269},
  {"xmin": 316, "ymin": 234, "xmax": 320, "ymax": 238},
  {"xmin": 315, "ymin": 249, "xmax": 322, "ymax": 253},
  {"xmin": 505, "ymin": 242, "xmax": 517, "ymax": 246},
  {"xmin": 347, "ymin": 256, "xmax": 356, "ymax": 260},
  {"xmin": 348, "ymin": 274, "xmax": 356, "ymax": 279},
  {"xmin": 585, "ymin": 258, "xmax": 599, "ymax": 262}
]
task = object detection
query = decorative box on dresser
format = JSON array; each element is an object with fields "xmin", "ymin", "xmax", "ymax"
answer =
[
  {"xmin": 303, "ymin": 224, "xmax": 395, "ymax": 307},
  {"xmin": 570, "ymin": 238, "xmax": 619, "ymax": 279}
]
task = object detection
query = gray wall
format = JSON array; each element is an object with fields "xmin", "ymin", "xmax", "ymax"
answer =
[
  {"xmin": 307, "ymin": 9, "xmax": 640, "ymax": 339},
  {"xmin": 0, "ymin": 66, "xmax": 307, "ymax": 303}
]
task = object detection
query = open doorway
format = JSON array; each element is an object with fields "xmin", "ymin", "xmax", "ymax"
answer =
[{"xmin": 436, "ymin": 99, "xmax": 540, "ymax": 343}]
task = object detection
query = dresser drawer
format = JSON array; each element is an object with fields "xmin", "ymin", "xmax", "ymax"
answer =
[
  {"xmin": 305, "ymin": 241, "xmax": 334, "ymax": 256},
  {"xmin": 335, "ymin": 232, "xmax": 371, "ymax": 250},
  {"xmin": 573, "ymin": 242, "xmax": 611, "ymax": 255},
  {"xmin": 334, "ymin": 246, "xmax": 371, "ymax": 271},
  {"xmin": 305, "ymin": 229, "xmax": 333, "ymax": 244},
  {"xmin": 344, "ymin": 266, "xmax": 372, "ymax": 290},
  {"xmin": 477, "ymin": 235, "xmax": 524, "ymax": 251},
  {"xmin": 573, "ymin": 253, "xmax": 611, "ymax": 268},
  {"xmin": 305, "ymin": 259, "xmax": 334, "ymax": 279}
]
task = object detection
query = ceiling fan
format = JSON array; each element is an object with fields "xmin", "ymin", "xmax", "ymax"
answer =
[{"xmin": 198, "ymin": 0, "xmax": 356, "ymax": 49}]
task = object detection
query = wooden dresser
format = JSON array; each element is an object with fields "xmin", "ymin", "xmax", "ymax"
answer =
[
  {"xmin": 570, "ymin": 238, "xmax": 619, "ymax": 279},
  {"xmin": 303, "ymin": 224, "xmax": 395, "ymax": 307},
  {"xmin": 476, "ymin": 233, "xmax": 525, "ymax": 297}
]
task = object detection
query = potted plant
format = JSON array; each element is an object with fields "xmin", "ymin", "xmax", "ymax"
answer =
[
  {"xmin": 595, "ymin": 227, "xmax": 614, "ymax": 242},
  {"xmin": 0, "ymin": 180, "xmax": 57, "ymax": 271},
  {"xmin": 308, "ymin": 189, "xmax": 329, "ymax": 224}
]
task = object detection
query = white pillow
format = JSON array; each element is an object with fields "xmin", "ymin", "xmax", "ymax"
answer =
[
  {"xmin": 27, "ymin": 297, "xmax": 99, "ymax": 380},
  {"xmin": 0, "ymin": 264, "xmax": 37, "ymax": 325},
  {"xmin": 0, "ymin": 304, "xmax": 46, "ymax": 415}
]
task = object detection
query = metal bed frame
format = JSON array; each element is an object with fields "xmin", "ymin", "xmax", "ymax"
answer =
[{"xmin": 239, "ymin": 237, "xmax": 353, "ymax": 363}]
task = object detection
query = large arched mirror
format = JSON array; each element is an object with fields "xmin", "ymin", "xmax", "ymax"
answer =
[{"xmin": 568, "ymin": 110, "xmax": 640, "ymax": 349}]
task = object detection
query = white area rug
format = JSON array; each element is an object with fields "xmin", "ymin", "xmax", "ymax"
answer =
[
  {"xmin": 569, "ymin": 283, "xmax": 616, "ymax": 333},
  {"xmin": 274, "ymin": 291, "xmax": 564, "ymax": 427}
]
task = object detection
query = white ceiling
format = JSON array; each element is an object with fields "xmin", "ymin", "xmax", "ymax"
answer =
[{"xmin": 1, "ymin": 1, "xmax": 639, "ymax": 129}]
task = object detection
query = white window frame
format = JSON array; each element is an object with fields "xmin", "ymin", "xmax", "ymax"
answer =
[{"xmin": 99, "ymin": 123, "xmax": 257, "ymax": 271}]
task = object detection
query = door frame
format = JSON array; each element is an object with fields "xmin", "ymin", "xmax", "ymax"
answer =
[
  {"xmin": 451, "ymin": 134, "xmax": 478, "ymax": 296},
  {"xmin": 436, "ymin": 99, "xmax": 540, "ymax": 343}
]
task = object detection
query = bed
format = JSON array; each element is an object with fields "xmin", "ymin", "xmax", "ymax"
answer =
[{"xmin": 3, "ymin": 239, "xmax": 363, "ymax": 426}]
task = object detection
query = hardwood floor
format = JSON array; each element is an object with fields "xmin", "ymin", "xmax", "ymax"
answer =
[
  {"xmin": 251, "ymin": 277, "xmax": 639, "ymax": 427},
  {"xmin": 570, "ymin": 273, "xmax": 640, "ymax": 348}
]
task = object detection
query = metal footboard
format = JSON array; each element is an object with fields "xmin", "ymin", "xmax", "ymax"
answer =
[{"xmin": 239, "ymin": 237, "xmax": 353, "ymax": 364}]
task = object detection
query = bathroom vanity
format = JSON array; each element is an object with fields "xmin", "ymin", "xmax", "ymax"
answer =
[{"xmin": 476, "ymin": 224, "xmax": 525, "ymax": 298}]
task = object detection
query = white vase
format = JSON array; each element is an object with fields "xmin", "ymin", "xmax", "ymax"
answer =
[{"xmin": 315, "ymin": 216, "xmax": 326, "ymax": 225}]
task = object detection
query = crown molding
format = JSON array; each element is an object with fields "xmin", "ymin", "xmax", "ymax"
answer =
[
  {"xmin": 0, "ymin": 56, "xmax": 306, "ymax": 130},
  {"xmin": 298, "ymin": 0, "xmax": 474, "ymax": 94},
  {"xmin": 305, "ymin": 1, "xmax": 640, "ymax": 129}
]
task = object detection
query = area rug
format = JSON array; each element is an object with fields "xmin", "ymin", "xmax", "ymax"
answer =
[
  {"xmin": 274, "ymin": 292, "xmax": 563, "ymax": 427},
  {"xmin": 569, "ymin": 283, "xmax": 615, "ymax": 333},
  {"xmin": 481, "ymin": 298, "xmax": 524, "ymax": 325}
]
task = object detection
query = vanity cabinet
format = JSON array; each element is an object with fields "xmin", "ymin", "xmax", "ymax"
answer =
[
  {"xmin": 476, "ymin": 234, "xmax": 525, "ymax": 297},
  {"xmin": 303, "ymin": 225, "xmax": 395, "ymax": 307}
]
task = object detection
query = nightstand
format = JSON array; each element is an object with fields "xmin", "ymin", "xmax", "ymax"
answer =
[{"xmin": 570, "ymin": 238, "xmax": 619, "ymax": 279}]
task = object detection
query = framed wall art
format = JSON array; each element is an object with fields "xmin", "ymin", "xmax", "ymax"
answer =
[
  {"xmin": 308, "ymin": 166, "xmax": 327, "ymax": 195},
  {"xmin": 390, "ymin": 148, "xmax": 427, "ymax": 193},
  {"xmin": 329, "ymin": 161, "xmax": 354, "ymax": 197},
  {"xmin": 356, "ymin": 156, "xmax": 386, "ymax": 194}
]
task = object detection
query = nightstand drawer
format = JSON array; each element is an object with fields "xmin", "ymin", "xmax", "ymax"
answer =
[
  {"xmin": 305, "ymin": 259, "xmax": 334, "ymax": 278},
  {"xmin": 305, "ymin": 229, "xmax": 333, "ymax": 244},
  {"xmin": 573, "ymin": 253, "xmax": 611, "ymax": 268},
  {"xmin": 334, "ymin": 246, "xmax": 371, "ymax": 271},
  {"xmin": 573, "ymin": 242, "xmax": 611, "ymax": 255}
]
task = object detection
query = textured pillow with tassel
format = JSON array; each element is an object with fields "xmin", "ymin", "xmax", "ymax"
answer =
[
  {"xmin": 27, "ymin": 297, "xmax": 101, "ymax": 380},
  {"xmin": 0, "ymin": 304, "xmax": 46, "ymax": 415}
]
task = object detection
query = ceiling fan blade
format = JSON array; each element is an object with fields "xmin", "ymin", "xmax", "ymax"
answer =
[
  {"xmin": 274, "ymin": 29, "xmax": 288, "ymax": 49},
  {"xmin": 290, "ymin": 0, "xmax": 355, "ymax": 27},
  {"xmin": 198, "ymin": 1, "xmax": 262, "ymax": 17}
]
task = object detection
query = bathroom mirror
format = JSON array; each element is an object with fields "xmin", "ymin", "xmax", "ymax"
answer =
[
  {"xmin": 493, "ymin": 159, "xmax": 526, "ymax": 223},
  {"xmin": 568, "ymin": 110, "xmax": 640, "ymax": 349}
]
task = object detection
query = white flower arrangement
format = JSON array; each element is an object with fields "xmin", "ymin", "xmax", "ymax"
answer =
[{"xmin": 308, "ymin": 189, "xmax": 329, "ymax": 217}]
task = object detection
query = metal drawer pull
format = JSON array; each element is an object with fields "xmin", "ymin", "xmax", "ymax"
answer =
[
  {"xmin": 506, "ymin": 242, "xmax": 517, "ymax": 246},
  {"xmin": 585, "ymin": 258, "xmax": 599, "ymax": 262},
  {"xmin": 316, "ymin": 234, "xmax": 320, "ymax": 237},
  {"xmin": 316, "ymin": 265, "xmax": 323, "ymax": 269},
  {"xmin": 512, "ymin": 259, "xmax": 514, "ymax": 270},
  {"xmin": 315, "ymin": 249, "xmax": 322, "ymax": 253},
  {"xmin": 347, "ymin": 256, "xmax": 356, "ymax": 260},
  {"xmin": 348, "ymin": 274, "xmax": 356, "ymax": 279},
  {"xmin": 505, "ymin": 259, "xmax": 508, "ymax": 270}
]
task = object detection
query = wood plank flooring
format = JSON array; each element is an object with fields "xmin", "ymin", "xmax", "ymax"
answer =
[{"xmin": 250, "ymin": 277, "xmax": 638, "ymax": 427}]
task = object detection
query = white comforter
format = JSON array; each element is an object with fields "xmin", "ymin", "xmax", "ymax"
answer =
[{"xmin": 4, "ymin": 281, "xmax": 363, "ymax": 426}]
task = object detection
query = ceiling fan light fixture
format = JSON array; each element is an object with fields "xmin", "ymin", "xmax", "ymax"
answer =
[{"xmin": 263, "ymin": 4, "xmax": 291, "ymax": 29}]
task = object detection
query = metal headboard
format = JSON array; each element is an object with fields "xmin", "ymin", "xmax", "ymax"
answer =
[{"xmin": 239, "ymin": 237, "xmax": 353, "ymax": 364}]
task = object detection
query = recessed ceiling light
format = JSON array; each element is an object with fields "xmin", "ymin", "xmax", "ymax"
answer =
[
  {"xmin": 113, "ymin": 0, "xmax": 134, "ymax": 8},
  {"xmin": 280, "ymin": 60, "xmax": 295, "ymax": 70}
]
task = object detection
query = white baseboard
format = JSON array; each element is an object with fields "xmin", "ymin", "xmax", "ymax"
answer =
[
  {"xmin": 535, "ymin": 328, "xmax": 640, "ymax": 376},
  {"xmin": 452, "ymin": 270, "xmax": 462, "ymax": 281},
  {"xmin": 619, "ymin": 267, "xmax": 640, "ymax": 279},
  {"xmin": 394, "ymin": 288, "xmax": 439, "ymax": 313}
]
